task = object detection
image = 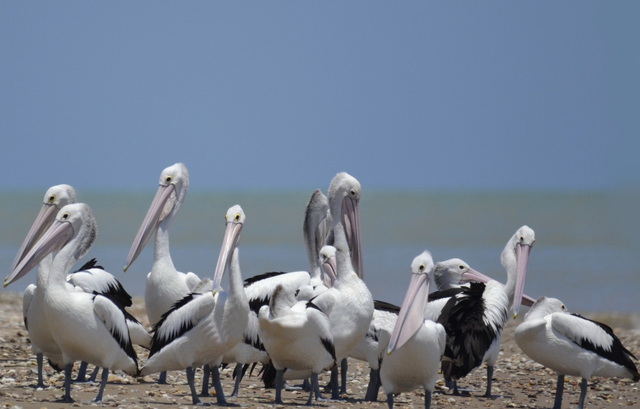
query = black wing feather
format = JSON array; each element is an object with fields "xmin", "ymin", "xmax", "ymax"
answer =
[
  {"xmin": 149, "ymin": 293, "xmax": 199, "ymax": 357},
  {"xmin": 243, "ymin": 271, "xmax": 289, "ymax": 287},
  {"xmin": 374, "ymin": 300, "xmax": 400, "ymax": 314}
]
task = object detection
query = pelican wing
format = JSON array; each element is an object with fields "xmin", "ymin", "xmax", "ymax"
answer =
[
  {"xmin": 93, "ymin": 294, "xmax": 138, "ymax": 365},
  {"xmin": 374, "ymin": 300, "xmax": 400, "ymax": 314},
  {"xmin": 22, "ymin": 284, "xmax": 36, "ymax": 330},
  {"xmin": 68, "ymin": 263, "xmax": 132, "ymax": 307},
  {"xmin": 183, "ymin": 272, "xmax": 202, "ymax": 291},
  {"xmin": 150, "ymin": 292, "xmax": 215, "ymax": 357},
  {"xmin": 552, "ymin": 312, "xmax": 639, "ymax": 377}
]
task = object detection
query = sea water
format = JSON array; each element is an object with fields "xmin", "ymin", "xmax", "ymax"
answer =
[{"xmin": 1, "ymin": 189, "xmax": 637, "ymax": 315}]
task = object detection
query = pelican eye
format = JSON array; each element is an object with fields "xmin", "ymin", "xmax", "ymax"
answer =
[
  {"xmin": 165, "ymin": 175, "xmax": 173, "ymax": 184},
  {"xmin": 61, "ymin": 212, "xmax": 70, "ymax": 220},
  {"xmin": 349, "ymin": 188, "xmax": 357, "ymax": 197},
  {"xmin": 520, "ymin": 236, "xmax": 524, "ymax": 242},
  {"xmin": 419, "ymin": 264, "xmax": 425, "ymax": 272},
  {"xmin": 561, "ymin": 304, "xmax": 566, "ymax": 311},
  {"xmin": 234, "ymin": 213, "xmax": 241, "ymax": 222},
  {"xmin": 459, "ymin": 265, "xmax": 465, "ymax": 270},
  {"xmin": 48, "ymin": 194, "xmax": 56, "ymax": 204}
]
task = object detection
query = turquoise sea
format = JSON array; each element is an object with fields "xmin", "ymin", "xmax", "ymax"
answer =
[{"xmin": 1, "ymin": 189, "xmax": 638, "ymax": 318}]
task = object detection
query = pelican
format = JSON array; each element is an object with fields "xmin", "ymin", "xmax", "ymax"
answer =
[
  {"xmin": 4, "ymin": 185, "xmax": 148, "ymax": 386},
  {"xmin": 258, "ymin": 283, "xmax": 337, "ymax": 405},
  {"xmin": 140, "ymin": 205, "xmax": 250, "ymax": 405},
  {"xmin": 515, "ymin": 297, "xmax": 639, "ymax": 409},
  {"xmin": 433, "ymin": 225, "xmax": 535, "ymax": 397},
  {"xmin": 378, "ymin": 251, "xmax": 446, "ymax": 409},
  {"xmin": 5, "ymin": 203, "xmax": 138, "ymax": 402},
  {"xmin": 307, "ymin": 172, "xmax": 374, "ymax": 400}
]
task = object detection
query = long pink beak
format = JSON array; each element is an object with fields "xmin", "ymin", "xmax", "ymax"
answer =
[
  {"xmin": 387, "ymin": 272, "xmax": 430, "ymax": 355},
  {"xmin": 513, "ymin": 243, "xmax": 531, "ymax": 319},
  {"xmin": 342, "ymin": 196, "xmax": 363, "ymax": 279},
  {"xmin": 9, "ymin": 203, "xmax": 58, "ymax": 274},
  {"xmin": 211, "ymin": 221, "xmax": 243, "ymax": 292}
]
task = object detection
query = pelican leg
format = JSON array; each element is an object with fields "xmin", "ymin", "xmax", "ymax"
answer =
[
  {"xmin": 230, "ymin": 363, "xmax": 243, "ymax": 397},
  {"xmin": 274, "ymin": 369, "xmax": 284, "ymax": 404},
  {"xmin": 577, "ymin": 378, "xmax": 588, "ymax": 409},
  {"xmin": 74, "ymin": 361, "xmax": 88, "ymax": 382},
  {"xmin": 200, "ymin": 364, "xmax": 211, "ymax": 396},
  {"xmin": 386, "ymin": 392, "xmax": 394, "ymax": 409},
  {"xmin": 553, "ymin": 374, "xmax": 564, "ymax": 409},
  {"xmin": 36, "ymin": 353, "xmax": 45, "ymax": 388},
  {"xmin": 340, "ymin": 358, "xmax": 348, "ymax": 394},
  {"xmin": 364, "ymin": 368, "xmax": 380, "ymax": 401},
  {"xmin": 94, "ymin": 367, "xmax": 109, "ymax": 402},
  {"xmin": 330, "ymin": 366, "xmax": 340, "ymax": 399},
  {"xmin": 306, "ymin": 373, "xmax": 317, "ymax": 406},
  {"xmin": 186, "ymin": 366, "xmax": 202, "ymax": 405},
  {"xmin": 451, "ymin": 380, "xmax": 460, "ymax": 395},
  {"xmin": 211, "ymin": 364, "xmax": 229, "ymax": 405},
  {"xmin": 424, "ymin": 390, "xmax": 432, "ymax": 409},
  {"xmin": 62, "ymin": 363, "xmax": 74, "ymax": 402},
  {"xmin": 158, "ymin": 370, "xmax": 167, "ymax": 384},
  {"xmin": 482, "ymin": 365, "xmax": 496, "ymax": 398},
  {"xmin": 88, "ymin": 365, "xmax": 101, "ymax": 382}
]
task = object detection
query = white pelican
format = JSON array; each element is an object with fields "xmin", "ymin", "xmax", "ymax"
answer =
[
  {"xmin": 140, "ymin": 205, "xmax": 250, "ymax": 405},
  {"xmin": 4, "ymin": 185, "xmax": 148, "ymax": 386},
  {"xmin": 308, "ymin": 172, "xmax": 374, "ymax": 400},
  {"xmin": 5, "ymin": 203, "xmax": 138, "ymax": 402},
  {"xmin": 258, "ymin": 282, "xmax": 337, "ymax": 405},
  {"xmin": 378, "ymin": 251, "xmax": 446, "ymax": 409},
  {"xmin": 433, "ymin": 225, "xmax": 535, "ymax": 397},
  {"xmin": 515, "ymin": 297, "xmax": 639, "ymax": 409}
]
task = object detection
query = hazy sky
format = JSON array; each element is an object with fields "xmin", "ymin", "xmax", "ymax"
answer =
[{"xmin": 1, "ymin": 2, "xmax": 637, "ymax": 192}]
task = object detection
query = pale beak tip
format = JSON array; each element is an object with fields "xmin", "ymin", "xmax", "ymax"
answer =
[
  {"xmin": 123, "ymin": 265, "xmax": 128, "ymax": 273},
  {"xmin": 513, "ymin": 313, "xmax": 518, "ymax": 320}
]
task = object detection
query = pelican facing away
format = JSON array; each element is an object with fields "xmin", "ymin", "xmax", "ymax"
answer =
[
  {"xmin": 140, "ymin": 205, "xmax": 250, "ymax": 405},
  {"xmin": 515, "ymin": 297, "xmax": 639, "ymax": 409},
  {"xmin": 378, "ymin": 251, "xmax": 446, "ymax": 409},
  {"xmin": 5, "ymin": 203, "xmax": 138, "ymax": 402}
]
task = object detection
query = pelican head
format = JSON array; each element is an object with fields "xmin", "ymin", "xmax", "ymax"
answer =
[
  {"xmin": 319, "ymin": 245, "xmax": 337, "ymax": 286},
  {"xmin": 503, "ymin": 225, "xmax": 535, "ymax": 319},
  {"xmin": 7, "ymin": 184, "xmax": 77, "ymax": 283},
  {"xmin": 124, "ymin": 163, "xmax": 189, "ymax": 272},
  {"xmin": 5, "ymin": 203, "xmax": 96, "ymax": 287},
  {"xmin": 387, "ymin": 250, "xmax": 434, "ymax": 355},
  {"xmin": 524, "ymin": 296, "xmax": 568, "ymax": 321},
  {"xmin": 211, "ymin": 205, "xmax": 245, "ymax": 293},
  {"xmin": 328, "ymin": 172, "xmax": 363, "ymax": 278}
]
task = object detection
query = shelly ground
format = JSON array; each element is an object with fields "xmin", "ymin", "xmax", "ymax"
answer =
[{"xmin": 1, "ymin": 292, "xmax": 638, "ymax": 409}]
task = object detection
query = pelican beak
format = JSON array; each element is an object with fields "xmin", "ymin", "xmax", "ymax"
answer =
[
  {"xmin": 124, "ymin": 184, "xmax": 176, "ymax": 272},
  {"xmin": 9, "ymin": 203, "xmax": 59, "ymax": 273},
  {"xmin": 459, "ymin": 267, "xmax": 495, "ymax": 284},
  {"xmin": 5, "ymin": 220, "xmax": 74, "ymax": 287},
  {"xmin": 513, "ymin": 243, "xmax": 531, "ymax": 319},
  {"xmin": 387, "ymin": 273, "xmax": 430, "ymax": 355},
  {"xmin": 212, "ymin": 220, "xmax": 243, "ymax": 293},
  {"xmin": 322, "ymin": 253, "xmax": 337, "ymax": 287},
  {"xmin": 342, "ymin": 196, "xmax": 363, "ymax": 279}
]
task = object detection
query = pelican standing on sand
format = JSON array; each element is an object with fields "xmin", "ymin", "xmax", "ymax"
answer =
[
  {"xmin": 378, "ymin": 251, "xmax": 446, "ymax": 409},
  {"xmin": 433, "ymin": 225, "xmax": 535, "ymax": 397},
  {"xmin": 5, "ymin": 203, "xmax": 138, "ymax": 402},
  {"xmin": 140, "ymin": 205, "xmax": 250, "ymax": 405},
  {"xmin": 515, "ymin": 297, "xmax": 639, "ymax": 409}
]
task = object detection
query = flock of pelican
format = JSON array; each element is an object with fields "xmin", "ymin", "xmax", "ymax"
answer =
[{"xmin": 4, "ymin": 163, "xmax": 638, "ymax": 409}]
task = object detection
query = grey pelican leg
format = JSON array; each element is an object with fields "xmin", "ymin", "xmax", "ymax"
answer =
[
  {"xmin": 62, "ymin": 363, "xmax": 74, "ymax": 402},
  {"xmin": 364, "ymin": 368, "xmax": 380, "ymax": 401},
  {"xmin": 230, "ymin": 363, "xmax": 242, "ymax": 397},
  {"xmin": 386, "ymin": 392, "xmax": 394, "ymax": 409},
  {"xmin": 36, "ymin": 353, "xmax": 45, "ymax": 388},
  {"xmin": 424, "ymin": 390, "xmax": 432, "ymax": 409},
  {"xmin": 482, "ymin": 365, "xmax": 496, "ymax": 398},
  {"xmin": 186, "ymin": 366, "xmax": 202, "ymax": 405},
  {"xmin": 200, "ymin": 364, "xmax": 211, "ymax": 396},
  {"xmin": 577, "ymin": 378, "xmax": 588, "ymax": 409},
  {"xmin": 306, "ymin": 373, "xmax": 317, "ymax": 406},
  {"xmin": 340, "ymin": 358, "xmax": 348, "ymax": 394},
  {"xmin": 330, "ymin": 366, "xmax": 340, "ymax": 399},
  {"xmin": 74, "ymin": 361, "xmax": 88, "ymax": 382},
  {"xmin": 553, "ymin": 374, "xmax": 564, "ymax": 409},
  {"xmin": 158, "ymin": 370, "xmax": 167, "ymax": 384},
  {"xmin": 88, "ymin": 365, "xmax": 100, "ymax": 382},
  {"xmin": 211, "ymin": 364, "xmax": 229, "ymax": 405},
  {"xmin": 275, "ymin": 369, "xmax": 284, "ymax": 404},
  {"xmin": 94, "ymin": 367, "xmax": 109, "ymax": 402}
]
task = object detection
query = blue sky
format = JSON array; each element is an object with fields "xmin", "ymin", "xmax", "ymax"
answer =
[{"xmin": 1, "ymin": 2, "xmax": 637, "ymax": 192}]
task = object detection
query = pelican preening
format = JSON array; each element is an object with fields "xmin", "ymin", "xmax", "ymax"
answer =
[
  {"xmin": 140, "ymin": 205, "xmax": 249, "ymax": 405},
  {"xmin": 515, "ymin": 297, "xmax": 639, "ymax": 409},
  {"xmin": 6, "ymin": 203, "xmax": 138, "ymax": 402}
]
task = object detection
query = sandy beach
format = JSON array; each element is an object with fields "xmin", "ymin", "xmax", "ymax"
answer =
[{"xmin": 1, "ymin": 292, "xmax": 638, "ymax": 409}]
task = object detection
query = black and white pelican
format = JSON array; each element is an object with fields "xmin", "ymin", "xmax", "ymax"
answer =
[
  {"xmin": 515, "ymin": 297, "xmax": 639, "ymax": 409},
  {"xmin": 307, "ymin": 172, "xmax": 374, "ymax": 400},
  {"xmin": 433, "ymin": 225, "xmax": 535, "ymax": 397},
  {"xmin": 124, "ymin": 163, "xmax": 201, "ymax": 326},
  {"xmin": 5, "ymin": 203, "xmax": 138, "ymax": 402},
  {"xmin": 258, "ymin": 282, "xmax": 337, "ymax": 405},
  {"xmin": 140, "ymin": 205, "xmax": 250, "ymax": 405},
  {"xmin": 4, "ymin": 185, "xmax": 148, "ymax": 386},
  {"xmin": 378, "ymin": 251, "xmax": 446, "ymax": 409}
]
